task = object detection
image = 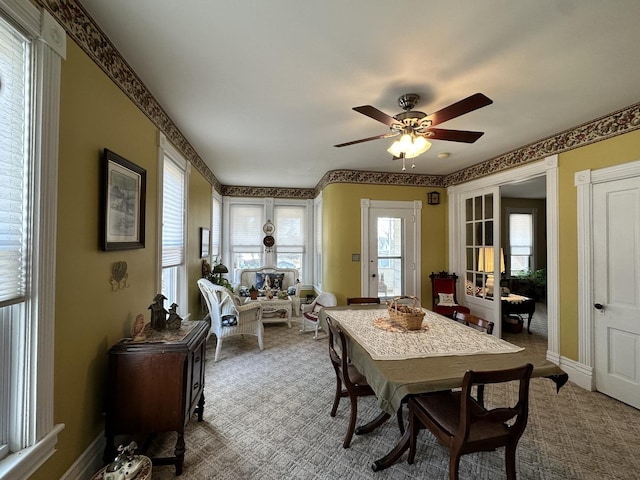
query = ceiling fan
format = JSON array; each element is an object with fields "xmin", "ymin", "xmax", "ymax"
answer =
[{"xmin": 334, "ymin": 92, "xmax": 493, "ymax": 169}]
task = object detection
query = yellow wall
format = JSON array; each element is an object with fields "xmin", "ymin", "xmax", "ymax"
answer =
[
  {"xmin": 32, "ymin": 39, "xmax": 212, "ymax": 480},
  {"xmin": 322, "ymin": 184, "xmax": 448, "ymax": 306},
  {"xmin": 557, "ymin": 129, "xmax": 640, "ymax": 360},
  {"xmin": 188, "ymin": 174, "xmax": 212, "ymax": 318}
]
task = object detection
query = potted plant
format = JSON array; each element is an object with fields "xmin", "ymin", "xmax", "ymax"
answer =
[{"xmin": 249, "ymin": 285, "xmax": 258, "ymax": 300}]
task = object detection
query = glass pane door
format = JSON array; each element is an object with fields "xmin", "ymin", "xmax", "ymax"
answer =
[{"xmin": 464, "ymin": 193, "xmax": 498, "ymax": 301}]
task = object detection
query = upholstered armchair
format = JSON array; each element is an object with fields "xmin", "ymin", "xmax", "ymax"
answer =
[
  {"xmin": 197, "ymin": 278, "xmax": 263, "ymax": 362},
  {"xmin": 429, "ymin": 271, "xmax": 470, "ymax": 319},
  {"xmin": 301, "ymin": 292, "xmax": 337, "ymax": 339}
]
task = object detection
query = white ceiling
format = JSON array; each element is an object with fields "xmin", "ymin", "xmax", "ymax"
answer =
[{"xmin": 77, "ymin": 0, "xmax": 640, "ymax": 189}]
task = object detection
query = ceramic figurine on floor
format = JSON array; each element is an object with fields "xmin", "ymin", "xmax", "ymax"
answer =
[
  {"xmin": 167, "ymin": 303, "xmax": 182, "ymax": 330},
  {"xmin": 149, "ymin": 293, "xmax": 168, "ymax": 330},
  {"xmin": 104, "ymin": 441, "xmax": 145, "ymax": 480}
]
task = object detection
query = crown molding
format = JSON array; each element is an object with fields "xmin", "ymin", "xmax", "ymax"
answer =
[{"xmin": 40, "ymin": 0, "xmax": 640, "ymax": 200}]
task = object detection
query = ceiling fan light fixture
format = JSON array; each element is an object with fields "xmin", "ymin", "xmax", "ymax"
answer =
[{"xmin": 387, "ymin": 141, "xmax": 404, "ymax": 157}]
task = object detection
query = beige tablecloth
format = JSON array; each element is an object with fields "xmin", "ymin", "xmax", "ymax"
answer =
[
  {"xmin": 321, "ymin": 306, "xmax": 566, "ymax": 415},
  {"xmin": 327, "ymin": 307, "xmax": 523, "ymax": 360}
]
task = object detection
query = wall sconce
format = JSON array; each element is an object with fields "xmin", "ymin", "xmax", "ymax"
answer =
[{"xmin": 427, "ymin": 191, "xmax": 440, "ymax": 205}]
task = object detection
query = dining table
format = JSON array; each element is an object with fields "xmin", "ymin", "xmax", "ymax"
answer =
[{"xmin": 319, "ymin": 304, "xmax": 568, "ymax": 471}]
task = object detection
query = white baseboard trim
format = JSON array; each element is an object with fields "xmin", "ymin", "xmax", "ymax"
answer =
[
  {"xmin": 60, "ymin": 431, "xmax": 105, "ymax": 480},
  {"xmin": 559, "ymin": 355, "xmax": 594, "ymax": 391}
]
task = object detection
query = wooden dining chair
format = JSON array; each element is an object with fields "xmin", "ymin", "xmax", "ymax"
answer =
[
  {"xmin": 452, "ymin": 311, "xmax": 494, "ymax": 405},
  {"xmin": 407, "ymin": 363, "xmax": 534, "ymax": 480},
  {"xmin": 453, "ymin": 311, "xmax": 494, "ymax": 334},
  {"xmin": 346, "ymin": 297, "xmax": 381, "ymax": 305},
  {"xmin": 326, "ymin": 316, "xmax": 378, "ymax": 447}
]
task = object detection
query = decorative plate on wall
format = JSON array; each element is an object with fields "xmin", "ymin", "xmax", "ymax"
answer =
[
  {"xmin": 263, "ymin": 221, "xmax": 275, "ymax": 235},
  {"xmin": 263, "ymin": 235, "xmax": 275, "ymax": 247}
]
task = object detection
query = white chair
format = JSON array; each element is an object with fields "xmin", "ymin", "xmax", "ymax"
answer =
[
  {"xmin": 301, "ymin": 292, "xmax": 337, "ymax": 339},
  {"xmin": 197, "ymin": 278, "xmax": 263, "ymax": 362}
]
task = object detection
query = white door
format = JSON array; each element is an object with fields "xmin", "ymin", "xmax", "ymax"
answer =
[
  {"xmin": 460, "ymin": 187, "xmax": 502, "ymax": 335},
  {"xmin": 364, "ymin": 203, "xmax": 420, "ymax": 301},
  {"xmin": 593, "ymin": 176, "xmax": 640, "ymax": 409}
]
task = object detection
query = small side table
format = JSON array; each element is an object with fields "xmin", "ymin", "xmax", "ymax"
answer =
[
  {"xmin": 245, "ymin": 297, "xmax": 292, "ymax": 327},
  {"xmin": 92, "ymin": 455, "xmax": 152, "ymax": 480},
  {"xmin": 501, "ymin": 295, "xmax": 536, "ymax": 334}
]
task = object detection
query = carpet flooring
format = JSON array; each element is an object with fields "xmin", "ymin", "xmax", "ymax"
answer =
[{"xmin": 148, "ymin": 308, "xmax": 640, "ymax": 479}]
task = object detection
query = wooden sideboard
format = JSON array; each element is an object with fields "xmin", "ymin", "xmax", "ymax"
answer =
[{"xmin": 104, "ymin": 320, "xmax": 208, "ymax": 475}]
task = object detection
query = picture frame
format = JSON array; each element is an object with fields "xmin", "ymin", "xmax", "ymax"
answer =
[
  {"xmin": 200, "ymin": 227, "xmax": 210, "ymax": 259},
  {"xmin": 101, "ymin": 148, "xmax": 146, "ymax": 251}
]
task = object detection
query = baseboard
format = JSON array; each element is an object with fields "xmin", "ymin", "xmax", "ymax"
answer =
[
  {"xmin": 60, "ymin": 432, "xmax": 105, "ymax": 480},
  {"xmin": 558, "ymin": 355, "xmax": 594, "ymax": 391}
]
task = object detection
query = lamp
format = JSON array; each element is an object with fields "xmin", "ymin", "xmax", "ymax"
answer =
[
  {"xmin": 427, "ymin": 191, "xmax": 440, "ymax": 205},
  {"xmin": 477, "ymin": 247, "xmax": 505, "ymax": 293},
  {"xmin": 212, "ymin": 262, "xmax": 228, "ymax": 284},
  {"xmin": 387, "ymin": 131, "xmax": 432, "ymax": 171}
]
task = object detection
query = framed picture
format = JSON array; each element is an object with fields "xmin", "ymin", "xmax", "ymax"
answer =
[
  {"xmin": 200, "ymin": 227, "xmax": 210, "ymax": 258},
  {"xmin": 101, "ymin": 148, "xmax": 146, "ymax": 251}
]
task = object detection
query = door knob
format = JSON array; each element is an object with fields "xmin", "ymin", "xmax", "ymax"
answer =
[
  {"xmin": 594, "ymin": 303, "xmax": 604, "ymax": 310},
  {"xmin": 372, "ymin": 273, "xmax": 376, "ymax": 278}
]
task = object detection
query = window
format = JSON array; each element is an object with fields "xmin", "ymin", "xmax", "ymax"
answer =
[
  {"xmin": 229, "ymin": 203, "xmax": 264, "ymax": 278},
  {"xmin": 314, "ymin": 195, "xmax": 322, "ymax": 288},
  {"xmin": 160, "ymin": 137, "xmax": 189, "ymax": 310},
  {"xmin": 508, "ymin": 210, "xmax": 535, "ymax": 276},
  {"xmin": 211, "ymin": 193, "xmax": 222, "ymax": 259},
  {"xmin": 0, "ymin": 2, "xmax": 65, "ymax": 477},
  {"xmin": 274, "ymin": 205, "xmax": 306, "ymax": 279}
]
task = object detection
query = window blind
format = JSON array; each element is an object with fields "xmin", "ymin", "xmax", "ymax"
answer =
[
  {"xmin": 229, "ymin": 204, "xmax": 262, "ymax": 246},
  {"xmin": 509, "ymin": 213, "xmax": 533, "ymax": 255},
  {"xmin": 0, "ymin": 17, "xmax": 29, "ymax": 307},
  {"xmin": 275, "ymin": 205, "xmax": 305, "ymax": 247},
  {"xmin": 162, "ymin": 159, "xmax": 185, "ymax": 267},
  {"xmin": 211, "ymin": 196, "xmax": 221, "ymax": 257}
]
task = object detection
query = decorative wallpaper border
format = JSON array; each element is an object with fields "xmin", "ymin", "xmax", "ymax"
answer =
[
  {"xmin": 444, "ymin": 101, "xmax": 640, "ymax": 186},
  {"xmin": 315, "ymin": 170, "xmax": 446, "ymax": 192},
  {"xmin": 41, "ymin": 0, "xmax": 640, "ymax": 199}
]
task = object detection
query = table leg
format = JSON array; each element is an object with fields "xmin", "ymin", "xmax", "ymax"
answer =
[
  {"xmin": 547, "ymin": 373, "xmax": 569, "ymax": 393},
  {"xmin": 371, "ymin": 428, "xmax": 411, "ymax": 471},
  {"xmin": 355, "ymin": 411, "xmax": 390, "ymax": 435},
  {"xmin": 286, "ymin": 305, "xmax": 292, "ymax": 328},
  {"xmin": 527, "ymin": 311, "xmax": 534, "ymax": 334}
]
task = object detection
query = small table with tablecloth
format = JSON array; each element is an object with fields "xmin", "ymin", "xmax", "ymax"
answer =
[{"xmin": 502, "ymin": 293, "xmax": 536, "ymax": 334}]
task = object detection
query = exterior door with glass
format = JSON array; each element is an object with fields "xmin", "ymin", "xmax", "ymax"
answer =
[{"xmin": 362, "ymin": 200, "xmax": 421, "ymax": 301}]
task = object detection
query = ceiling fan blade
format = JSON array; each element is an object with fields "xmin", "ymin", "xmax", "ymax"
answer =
[
  {"xmin": 334, "ymin": 132, "xmax": 397, "ymax": 148},
  {"xmin": 427, "ymin": 128, "xmax": 485, "ymax": 143},
  {"xmin": 426, "ymin": 93, "xmax": 493, "ymax": 127},
  {"xmin": 353, "ymin": 105, "xmax": 401, "ymax": 127}
]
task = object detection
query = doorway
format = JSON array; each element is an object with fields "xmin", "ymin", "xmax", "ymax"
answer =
[{"xmin": 360, "ymin": 199, "xmax": 421, "ymax": 301}]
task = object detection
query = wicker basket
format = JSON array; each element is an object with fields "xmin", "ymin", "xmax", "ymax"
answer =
[{"xmin": 386, "ymin": 296, "xmax": 425, "ymax": 330}]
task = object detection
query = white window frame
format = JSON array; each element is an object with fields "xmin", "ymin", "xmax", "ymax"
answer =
[
  {"xmin": 314, "ymin": 194, "xmax": 322, "ymax": 290},
  {"xmin": 211, "ymin": 190, "xmax": 222, "ymax": 260},
  {"xmin": 0, "ymin": 1, "xmax": 65, "ymax": 477},
  {"xmin": 507, "ymin": 208, "xmax": 536, "ymax": 276},
  {"xmin": 222, "ymin": 197, "xmax": 313, "ymax": 284},
  {"xmin": 158, "ymin": 133, "xmax": 190, "ymax": 313}
]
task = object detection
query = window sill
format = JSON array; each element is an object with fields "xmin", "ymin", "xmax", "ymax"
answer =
[{"xmin": 0, "ymin": 424, "xmax": 64, "ymax": 480}]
